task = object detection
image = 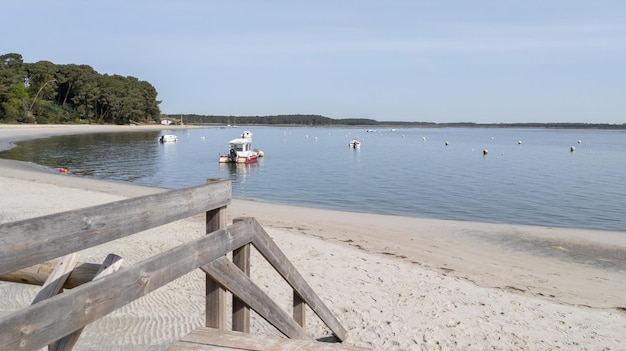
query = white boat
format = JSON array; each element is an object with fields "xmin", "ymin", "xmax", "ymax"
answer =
[
  {"xmin": 349, "ymin": 139, "xmax": 361, "ymax": 149},
  {"xmin": 159, "ymin": 134, "xmax": 178, "ymax": 143},
  {"xmin": 219, "ymin": 131, "xmax": 264, "ymax": 164}
]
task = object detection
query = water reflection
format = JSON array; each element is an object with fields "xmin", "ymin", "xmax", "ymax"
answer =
[
  {"xmin": 219, "ymin": 162, "xmax": 260, "ymax": 181},
  {"xmin": 0, "ymin": 131, "xmax": 161, "ymax": 182}
]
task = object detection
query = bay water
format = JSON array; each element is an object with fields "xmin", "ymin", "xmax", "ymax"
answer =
[{"xmin": 2, "ymin": 126, "xmax": 624, "ymax": 232}]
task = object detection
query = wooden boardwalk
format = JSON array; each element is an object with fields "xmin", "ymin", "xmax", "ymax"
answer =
[
  {"xmin": 168, "ymin": 328, "xmax": 370, "ymax": 351},
  {"xmin": 0, "ymin": 180, "xmax": 369, "ymax": 351}
]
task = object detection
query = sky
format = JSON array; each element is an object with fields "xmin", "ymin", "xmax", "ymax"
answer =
[{"xmin": 3, "ymin": 1, "xmax": 625, "ymax": 124}]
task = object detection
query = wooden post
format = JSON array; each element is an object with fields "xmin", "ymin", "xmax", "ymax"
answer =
[
  {"xmin": 205, "ymin": 206, "xmax": 227, "ymax": 329},
  {"xmin": 293, "ymin": 292, "xmax": 306, "ymax": 328},
  {"xmin": 232, "ymin": 217, "xmax": 250, "ymax": 333},
  {"xmin": 50, "ymin": 254, "xmax": 123, "ymax": 351}
]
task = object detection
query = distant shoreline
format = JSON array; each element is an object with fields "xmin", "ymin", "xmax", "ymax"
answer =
[
  {"xmin": 160, "ymin": 114, "xmax": 626, "ymax": 129},
  {"xmin": 189, "ymin": 122, "xmax": 626, "ymax": 130},
  {"xmin": 3, "ymin": 121, "xmax": 625, "ymax": 132}
]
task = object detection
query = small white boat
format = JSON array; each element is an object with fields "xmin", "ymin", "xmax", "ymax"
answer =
[
  {"xmin": 159, "ymin": 134, "xmax": 178, "ymax": 143},
  {"xmin": 219, "ymin": 131, "xmax": 264, "ymax": 164},
  {"xmin": 349, "ymin": 139, "xmax": 361, "ymax": 149}
]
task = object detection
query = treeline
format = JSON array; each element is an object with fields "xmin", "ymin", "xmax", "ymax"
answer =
[
  {"xmin": 430, "ymin": 122, "xmax": 626, "ymax": 129},
  {"xmin": 0, "ymin": 53, "xmax": 161, "ymax": 125},
  {"xmin": 172, "ymin": 114, "xmax": 381, "ymax": 126},
  {"xmin": 167, "ymin": 114, "xmax": 626, "ymax": 129}
]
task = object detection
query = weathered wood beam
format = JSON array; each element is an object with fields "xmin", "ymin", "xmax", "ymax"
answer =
[
  {"xmin": 0, "ymin": 220, "xmax": 253, "ymax": 351},
  {"xmin": 232, "ymin": 217, "xmax": 250, "ymax": 333},
  {"xmin": 31, "ymin": 254, "xmax": 80, "ymax": 305},
  {"xmin": 49, "ymin": 254, "xmax": 123, "ymax": 351},
  {"xmin": 249, "ymin": 218, "xmax": 347, "ymax": 341},
  {"xmin": 0, "ymin": 180, "xmax": 231, "ymax": 275},
  {"xmin": 202, "ymin": 256, "xmax": 308, "ymax": 339},
  {"xmin": 294, "ymin": 292, "xmax": 306, "ymax": 328},
  {"xmin": 0, "ymin": 262, "xmax": 101, "ymax": 288},
  {"xmin": 205, "ymin": 206, "xmax": 227, "ymax": 330}
]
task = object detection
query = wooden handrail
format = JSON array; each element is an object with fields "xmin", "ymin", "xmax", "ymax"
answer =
[
  {"xmin": 0, "ymin": 182, "xmax": 348, "ymax": 350},
  {"xmin": 202, "ymin": 256, "xmax": 308, "ymax": 339},
  {"xmin": 202, "ymin": 217, "xmax": 346, "ymax": 341},
  {"xmin": 0, "ymin": 220, "xmax": 254, "ymax": 350},
  {"xmin": 0, "ymin": 180, "xmax": 231, "ymax": 275},
  {"xmin": 251, "ymin": 223, "xmax": 347, "ymax": 340}
]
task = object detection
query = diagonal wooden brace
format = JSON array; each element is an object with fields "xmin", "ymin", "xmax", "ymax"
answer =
[{"xmin": 49, "ymin": 254, "xmax": 123, "ymax": 351}]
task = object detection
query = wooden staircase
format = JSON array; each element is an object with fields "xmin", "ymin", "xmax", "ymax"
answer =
[
  {"xmin": 168, "ymin": 328, "xmax": 370, "ymax": 351},
  {"xmin": 0, "ymin": 180, "xmax": 370, "ymax": 351}
]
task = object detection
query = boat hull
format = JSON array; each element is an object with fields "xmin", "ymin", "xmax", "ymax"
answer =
[{"xmin": 218, "ymin": 153, "xmax": 259, "ymax": 164}]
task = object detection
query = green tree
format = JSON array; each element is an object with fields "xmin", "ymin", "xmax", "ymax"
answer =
[
  {"xmin": 1, "ymin": 52, "xmax": 161, "ymax": 124},
  {"xmin": 0, "ymin": 53, "xmax": 27, "ymax": 122}
]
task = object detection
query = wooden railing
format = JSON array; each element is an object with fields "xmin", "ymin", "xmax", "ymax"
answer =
[{"xmin": 0, "ymin": 179, "xmax": 346, "ymax": 351}]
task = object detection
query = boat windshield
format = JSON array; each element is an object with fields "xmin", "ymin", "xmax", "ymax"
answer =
[{"xmin": 230, "ymin": 143, "xmax": 245, "ymax": 152}]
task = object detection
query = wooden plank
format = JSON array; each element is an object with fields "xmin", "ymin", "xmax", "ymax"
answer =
[
  {"xmin": 0, "ymin": 261, "xmax": 101, "ymax": 289},
  {"xmin": 202, "ymin": 257, "xmax": 308, "ymax": 339},
  {"xmin": 31, "ymin": 254, "xmax": 79, "ymax": 304},
  {"xmin": 232, "ymin": 243, "xmax": 250, "ymax": 333},
  {"xmin": 248, "ymin": 218, "xmax": 347, "ymax": 341},
  {"xmin": 232, "ymin": 218, "xmax": 250, "ymax": 333},
  {"xmin": 293, "ymin": 292, "xmax": 306, "ymax": 328},
  {"xmin": 49, "ymin": 254, "xmax": 123, "ymax": 351},
  {"xmin": 205, "ymin": 206, "xmax": 227, "ymax": 330},
  {"xmin": 169, "ymin": 328, "xmax": 372, "ymax": 351},
  {"xmin": 0, "ymin": 180, "xmax": 231, "ymax": 275},
  {"xmin": 0, "ymin": 220, "xmax": 254, "ymax": 351}
]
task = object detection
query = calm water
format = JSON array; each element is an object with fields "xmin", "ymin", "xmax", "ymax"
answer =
[{"xmin": 2, "ymin": 126, "xmax": 625, "ymax": 232}]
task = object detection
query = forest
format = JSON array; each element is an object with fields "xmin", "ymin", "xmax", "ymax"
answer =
[
  {"xmin": 0, "ymin": 53, "xmax": 160, "ymax": 125},
  {"xmin": 170, "ymin": 114, "xmax": 383, "ymax": 126},
  {"xmin": 168, "ymin": 114, "xmax": 625, "ymax": 129}
]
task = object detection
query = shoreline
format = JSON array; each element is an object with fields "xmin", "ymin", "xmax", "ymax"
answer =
[{"xmin": 1, "ymin": 124, "xmax": 625, "ymax": 350}]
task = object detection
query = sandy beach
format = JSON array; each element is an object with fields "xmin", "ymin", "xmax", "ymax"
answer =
[{"xmin": 1, "ymin": 124, "xmax": 625, "ymax": 350}]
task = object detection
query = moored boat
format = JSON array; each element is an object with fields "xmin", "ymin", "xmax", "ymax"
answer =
[
  {"xmin": 349, "ymin": 139, "xmax": 361, "ymax": 149},
  {"xmin": 218, "ymin": 131, "xmax": 264, "ymax": 164},
  {"xmin": 159, "ymin": 134, "xmax": 178, "ymax": 143}
]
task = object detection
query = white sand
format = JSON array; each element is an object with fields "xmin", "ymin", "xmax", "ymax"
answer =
[{"xmin": 1, "ymin": 125, "xmax": 625, "ymax": 350}]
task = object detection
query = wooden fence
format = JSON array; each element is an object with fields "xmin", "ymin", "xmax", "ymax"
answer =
[{"xmin": 0, "ymin": 179, "xmax": 347, "ymax": 351}]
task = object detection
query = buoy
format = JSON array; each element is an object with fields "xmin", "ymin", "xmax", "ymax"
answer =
[
  {"xmin": 445, "ymin": 141, "xmax": 449, "ymax": 146},
  {"xmin": 258, "ymin": 150, "xmax": 264, "ymax": 157},
  {"xmin": 483, "ymin": 149, "xmax": 488, "ymax": 155},
  {"xmin": 518, "ymin": 140, "xmax": 522, "ymax": 144},
  {"xmin": 59, "ymin": 168, "xmax": 68, "ymax": 173},
  {"xmin": 578, "ymin": 140, "xmax": 582, "ymax": 144},
  {"xmin": 570, "ymin": 146, "xmax": 575, "ymax": 152}
]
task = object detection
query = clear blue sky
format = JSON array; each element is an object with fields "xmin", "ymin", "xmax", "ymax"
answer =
[{"xmin": 3, "ymin": 1, "xmax": 625, "ymax": 123}]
